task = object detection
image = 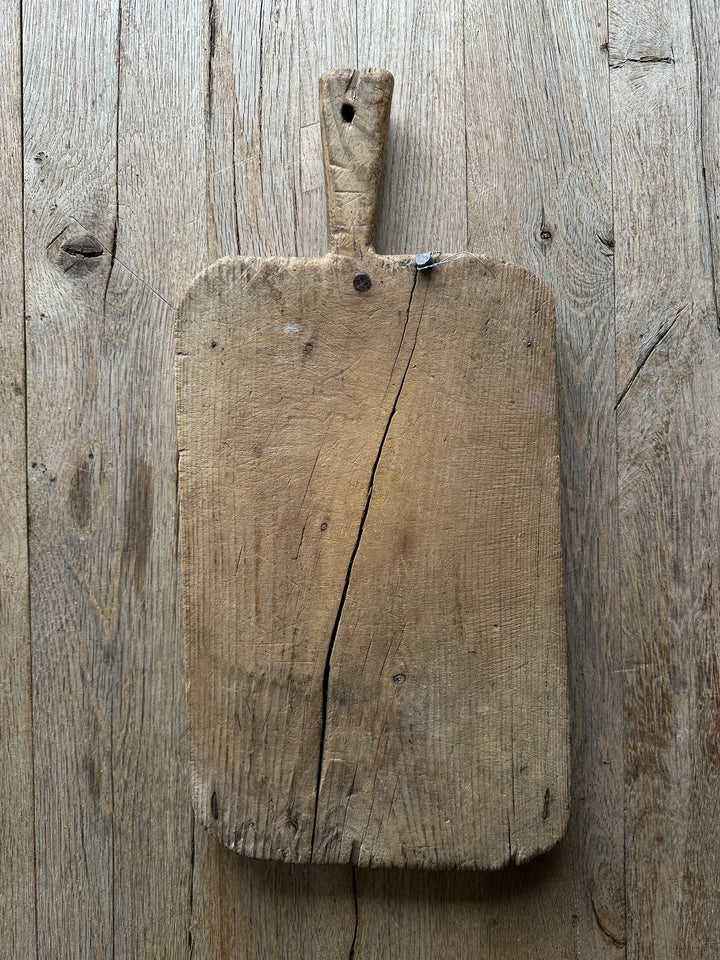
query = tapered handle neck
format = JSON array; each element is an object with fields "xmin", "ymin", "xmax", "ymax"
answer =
[{"xmin": 319, "ymin": 69, "xmax": 394, "ymax": 258}]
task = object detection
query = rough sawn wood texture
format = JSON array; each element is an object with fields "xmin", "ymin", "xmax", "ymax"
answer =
[
  {"xmin": 176, "ymin": 68, "xmax": 568, "ymax": 871},
  {"xmin": 6, "ymin": 0, "xmax": 720, "ymax": 956}
]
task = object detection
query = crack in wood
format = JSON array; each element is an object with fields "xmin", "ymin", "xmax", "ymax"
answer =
[
  {"xmin": 187, "ymin": 816, "xmax": 195, "ymax": 956},
  {"xmin": 615, "ymin": 308, "xmax": 684, "ymax": 410},
  {"xmin": 688, "ymin": 0, "xmax": 720, "ymax": 331},
  {"xmin": 310, "ymin": 270, "xmax": 420, "ymax": 859},
  {"xmin": 348, "ymin": 865, "xmax": 359, "ymax": 959},
  {"xmin": 506, "ymin": 812, "xmax": 516, "ymax": 866},
  {"xmin": 608, "ymin": 55, "xmax": 675, "ymax": 68}
]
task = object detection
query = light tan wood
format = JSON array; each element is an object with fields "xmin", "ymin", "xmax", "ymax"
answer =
[
  {"xmin": 313, "ymin": 259, "xmax": 567, "ymax": 869},
  {"xmin": 23, "ymin": 0, "xmax": 205, "ymax": 954},
  {"xmin": 177, "ymin": 67, "xmax": 568, "ymax": 871},
  {"xmin": 0, "ymin": 3, "xmax": 36, "ymax": 956},
  {"xmin": 188, "ymin": 12, "xmax": 369, "ymax": 953},
  {"xmin": 204, "ymin": 0, "xmax": 301, "ymax": 262},
  {"xmin": 610, "ymin": 1, "xmax": 720, "ymax": 956},
  {"xmin": 459, "ymin": 0, "xmax": 626, "ymax": 955},
  {"xmin": 9, "ymin": 0, "xmax": 720, "ymax": 954},
  {"xmin": 320, "ymin": 69, "xmax": 393, "ymax": 255},
  {"xmin": 359, "ymin": 1, "xmax": 468, "ymax": 255}
]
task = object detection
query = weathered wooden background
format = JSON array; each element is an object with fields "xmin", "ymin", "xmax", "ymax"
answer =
[{"xmin": 2, "ymin": 0, "xmax": 719, "ymax": 957}]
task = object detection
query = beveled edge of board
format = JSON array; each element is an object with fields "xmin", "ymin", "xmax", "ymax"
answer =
[{"xmin": 174, "ymin": 251, "xmax": 556, "ymax": 323}]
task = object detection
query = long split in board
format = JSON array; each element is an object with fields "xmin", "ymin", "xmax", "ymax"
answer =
[{"xmin": 175, "ymin": 68, "xmax": 569, "ymax": 871}]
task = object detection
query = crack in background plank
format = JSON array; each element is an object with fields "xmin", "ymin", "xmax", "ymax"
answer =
[
  {"xmin": 348, "ymin": 865, "xmax": 359, "ymax": 959},
  {"xmin": 688, "ymin": 0, "xmax": 720, "ymax": 331},
  {"xmin": 615, "ymin": 308, "xmax": 683, "ymax": 410}
]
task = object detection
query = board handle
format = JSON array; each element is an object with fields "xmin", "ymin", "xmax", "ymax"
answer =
[{"xmin": 319, "ymin": 68, "xmax": 394, "ymax": 257}]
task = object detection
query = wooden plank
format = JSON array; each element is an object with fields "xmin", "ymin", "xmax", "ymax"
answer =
[
  {"xmin": 367, "ymin": 0, "xmax": 622, "ymax": 953},
  {"xmin": 358, "ymin": 0, "xmax": 467, "ymax": 255},
  {"xmin": 24, "ymin": 3, "xmax": 121, "ymax": 950},
  {"xmin": 204, "ymin": 0, "xmax": 300, "ymax": 262},
  {"xmin": 681, "ymin": 7, "xmax": 720, "ymax": 955},
  {"xmin": 610, "ymin": 0, "xmax": 720, "ymax": 956},
  {"xmin": 190, "ymin": 842, "xmax": 356, "ymax": 960},
  {"xmin": 0, "ymin": 3, "xmax": 36, "ymax": 956},
  {"xmin": 179, "ymin": 62, "xmax": 566, "ymax": 870},
  {"xmin": 188, "ymin": 3, "xmax": 361, "ymax": 955},
  {"xmin": 109, "ymin": 3, "xmax": 207, "ymax": 955},
  {"xmin": 690, "ymin": 0, "xmax": 720, "ymax": 331},
  {"xmin": 24, "ymin": 0, "xmax": 205, "ymax": 955}
]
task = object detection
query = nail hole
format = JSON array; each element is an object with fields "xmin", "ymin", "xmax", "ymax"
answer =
[
  {"xmin": 392, "ymin": 673, "xmax": 406, "ymax": 685},
  {"xmin": 341, "ymin": 102, "xmax": 355, "ymax": 123},
  {"xmin": 353, "ymin": 273, "xmax": 372, "ymax": 293}
]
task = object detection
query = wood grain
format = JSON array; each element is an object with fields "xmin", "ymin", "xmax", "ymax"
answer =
[
  {"xmin": 359, "ymin": 0, "xmax": 467, "ymax": 256},
  {"xmin": 320, "ymin": 69, "xmax": 393, "ymax": 254},
  {"xmin": 0, "ymin": 3, "xmax": 36, "ymax": 956},
  {"xmin": 178, "ymin": 68, "xmax": 567, "ymax": 871},
  {"xmin": 24, "ymin": 3, "xmax": 122, "ymax": 951},
  {"xmin": 297, "ymin": 2, "xmax": 358, "ymax": 258},
  {"xmin": 7, "ymin": 0, "xmax": 720, "ymax": 954},
  {"xmin": 314, "ymin": 259, "xmax": 567, "ymax": 869},
  {"xmin": 204, "ymin": 0, "xmax": 300, "ymax": 262},
  {"xmin": 177, "ymin": 251, "xmax": 415, "ymax": 862},
  {"xmin": 23, "ymin": 0, "xmax": 205, "ymax": 955},
  {"xmin": 462, "ymin": 0, "xmax": 624, "ymax": 955},
  {"xmin": 108, "ymin": 3, "xmax": 207, "ymax": 954},
  {"xmin": 610, "ymin": 0, "xmax": 720, "ymax": 956},
  {"xmin": 190, "ymin": 842, "xmax": 356, "ymax": 960},
  {"xmin": 188, "ymin": 9, "xmax": 364, "ymax": 955}
]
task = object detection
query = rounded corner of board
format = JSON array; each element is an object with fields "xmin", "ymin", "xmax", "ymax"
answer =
[
  {"xmin": 176, "ymin": 255, "xmax": 242, "ymax": 316},
  {"xmin": 530, "ymin": 791, "xmax": 572, "ymax": 864},
  {"xmin": 489, "ymin": 258, "xmax": 555, "ymax": 317}
]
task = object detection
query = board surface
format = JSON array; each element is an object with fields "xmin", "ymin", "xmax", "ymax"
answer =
[
  {"xmin": 176, "ymin": 68, "xmax": 568, "ymax": 870},
  {"xmin": 176, "ymin": 248, "xmax": 568, "ymax": 869}
]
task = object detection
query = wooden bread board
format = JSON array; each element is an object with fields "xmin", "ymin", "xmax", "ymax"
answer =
[{"xmin": 175, "ymin": 68, "xmax": 569, "ymax": 870}]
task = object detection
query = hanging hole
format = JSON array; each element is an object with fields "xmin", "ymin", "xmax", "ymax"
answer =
[{"xmin": 341, "ymin": 102, "xmax": 355, "ymax": 123}]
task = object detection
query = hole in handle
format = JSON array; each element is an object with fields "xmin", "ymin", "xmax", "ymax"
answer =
[{"xmin": 340, "ymin": 102, "xmax": 355, "ymax": 123}]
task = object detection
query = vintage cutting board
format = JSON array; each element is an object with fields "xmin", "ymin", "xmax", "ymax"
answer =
[{"xmin": 175, "ymin": 68, "xmax": 569, "ymax": 870}]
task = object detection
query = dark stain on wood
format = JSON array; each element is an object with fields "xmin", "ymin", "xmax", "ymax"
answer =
[
  {"xmin": 68, "ymin": 445, "xmax": 102, "ymax": 534},
  {"xmin": 123, "ymin": 458, "xmax": 153, "ymax": 590},
  {"xmin": 84, "ymin": 745, "xmax": 102, "ymax": 806}
]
